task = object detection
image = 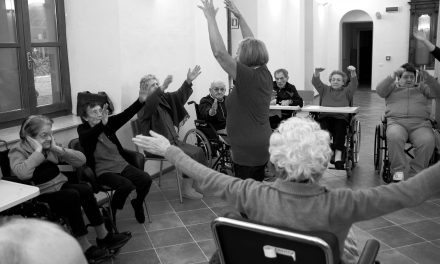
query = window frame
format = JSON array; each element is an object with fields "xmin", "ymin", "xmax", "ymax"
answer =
[{"xmin": 0, "ymin": 0, "xmax": 71, "ymax": 129}]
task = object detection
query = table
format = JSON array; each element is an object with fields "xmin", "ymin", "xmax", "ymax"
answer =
[
  {"xmin": 0, "ymin": 180, "xmax": 40, "ymax": 212},
  {"xmin": 269, "ymin": 105, "xmax": 301, "ymax": 111},
  {"xmin": 301, "ymin": 105, "xmax": 359, "ymax": 114}
]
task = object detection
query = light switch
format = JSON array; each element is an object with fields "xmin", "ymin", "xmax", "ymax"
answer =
[{"xmin": 386, "ymin": 56, "xmax": 391, "ymax": 61}]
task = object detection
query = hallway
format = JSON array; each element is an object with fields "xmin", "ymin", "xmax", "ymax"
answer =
[{"xmin": 99, "ymin": 89, "xmax": 440, "ymax": 264}]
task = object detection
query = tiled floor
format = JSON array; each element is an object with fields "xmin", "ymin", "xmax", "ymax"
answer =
[{"xmin": 99, "ymin": 89, "xmax": 440, "ymax": 264}]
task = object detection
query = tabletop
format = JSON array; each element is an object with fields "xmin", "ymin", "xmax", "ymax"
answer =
[
  {"xmin": 301, "ymin": 105, "xmax": 359, "ymax": 114},
  {"xmin": 0, "ymin": 180, "xmax": 40, "ymax": 212}
]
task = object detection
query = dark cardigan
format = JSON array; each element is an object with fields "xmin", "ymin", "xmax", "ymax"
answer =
[
  {"xmin": 137, "ymin": 81, "xmax": 192, "ymax": 136},
  {"xmin": 77, "ymin": 99, "xmax": 144, "ymax": 171}
]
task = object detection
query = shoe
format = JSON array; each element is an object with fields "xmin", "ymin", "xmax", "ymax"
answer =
[
  {"xmin": 84, "ymin": 245, "xmax": 108, "ymax": 263},
  {"xmin": 96, "ymin": 232, "xmax": 131, "ymax": 251},
  {"xmin": 182, "ymin": 178, "xmax": 203, "ymax": 199},
  {"xmin": 334, "ymin": 161, "xmax": 345, "ymax": 170},
  {"xmin": 392, "ymin": 171, "xmax": 404, "ymax": 182},
  {"xmin": 131, "ymin": 199, "xmax": 145, "ymax": 224}
]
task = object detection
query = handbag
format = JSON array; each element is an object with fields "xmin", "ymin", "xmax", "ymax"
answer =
[{"xmin": 76, "ymin": 91, "xmax": 114, "ymax": 116}]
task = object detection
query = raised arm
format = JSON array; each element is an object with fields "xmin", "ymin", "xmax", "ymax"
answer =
[
  {"xmin": 346, "ymin": 65, "xmax": 358, "ymax": 96},
  {"xmin": 419, "ymin": 70, "xmax": 440, "ymax": 98},
  {"xmin": 311, "ymin": 68, "xmax": 326, "ymax": 95},
  {"xmin": 225, "ymin": 0, "xmax": 253, "ymax": 38},
  {"xmin": 198, "ymin": 0, "xmax": 237, "ymax": 79},
  {"xmin": 376, "ymin": 67, "xmax": 403, "ymax": 98}
]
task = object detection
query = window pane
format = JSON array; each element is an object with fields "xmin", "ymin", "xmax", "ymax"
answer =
[
  {"xmin": 0, "ymin": 48, "xmax": 21, "ymax": 112},
  {"xmin": 33, "ymin": 47, "xmax": 61, "ymax": 106},
  {"xmin": 0, "ymin": 0, "xmax": 17, "ymax": 43},
  {"xmin": 28, "ymin": 0, "xmax": 58, "ymax": 43}
]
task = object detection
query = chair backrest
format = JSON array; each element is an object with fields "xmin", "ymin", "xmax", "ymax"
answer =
[
  {"xmin": 188, "ymin": 101, "xmax": 202, "ymax": 120},
  {"xmin": 297, "ymin": 90, "xmax": 315, "ymax": 106},
  {"xmin": 211, "ymin": 217, "xmax": 339, "ymax": 264}
]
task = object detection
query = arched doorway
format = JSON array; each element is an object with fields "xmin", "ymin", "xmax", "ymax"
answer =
[{"xmin": 341, "ymin": 10, "xmax": 373, "ymax": 88}]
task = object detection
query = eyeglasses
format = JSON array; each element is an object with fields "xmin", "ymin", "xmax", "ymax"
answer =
[{"xmin": 212, "ymin": 87, "xmax": 226, "ymax": 92}]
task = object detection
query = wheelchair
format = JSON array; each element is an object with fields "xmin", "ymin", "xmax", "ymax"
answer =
[
  {"xmin": 374, "ymin": 117, "xmax": 438, "ymax": 183},
  {"xmin": 183, "ymin": 101, "xmax": 234, "ymax": 175},
  {"xmin": 309, "ymin": 106, "xmax": 361, "ymax": 178}
]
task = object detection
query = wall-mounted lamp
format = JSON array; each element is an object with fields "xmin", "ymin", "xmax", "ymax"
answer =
[{"xmin": 375, "ymin": 12, "xmax": 382, "ymax": 19}]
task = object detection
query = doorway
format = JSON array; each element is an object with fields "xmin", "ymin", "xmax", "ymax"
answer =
[{"xmin": 342, "ymin": 22, "xmax": 373, "ymax": 88}]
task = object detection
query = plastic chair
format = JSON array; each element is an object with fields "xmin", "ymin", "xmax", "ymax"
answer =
[
  {"xmin": 211, "ymin": 216, "xmax": 380, "ymax": 264},
  {"xmin": 130, "ymin": 119, "xmax": 183, "ymax": 203}
]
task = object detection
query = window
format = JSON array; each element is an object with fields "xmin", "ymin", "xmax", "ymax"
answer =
[{"xmin": 0, "ymin": 0, "xmax": 71, "ymax": 128}]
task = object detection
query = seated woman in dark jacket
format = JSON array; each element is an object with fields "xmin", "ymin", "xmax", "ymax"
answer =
[
  {"xmin": 77, "ymin": 85, "xmax": 152, "ymax": 224},
  {"xmin": 9, "ymin": 115, "xmax": 130, "ymax": 263}
]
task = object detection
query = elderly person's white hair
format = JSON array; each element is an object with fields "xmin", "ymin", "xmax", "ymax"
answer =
[
  {"xmin": 269, "ymin": 117, "xmax": 332, "ymax": 183},
  {"xmin": 140, "ymin": 74, "xmax": 159, "ymax": 88}
]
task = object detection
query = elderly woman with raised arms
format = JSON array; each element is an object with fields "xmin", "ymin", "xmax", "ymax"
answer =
[{"xmin": 134, "ymin": 117, "xmax": 440, "ymax": 263}]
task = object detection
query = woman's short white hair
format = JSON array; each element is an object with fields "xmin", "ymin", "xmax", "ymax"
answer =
[
  {"xmin": 140, "ymin": 74, "xmax": 158, "ymax": 88},
  {"xmin": 269, "ymin": 117, "xmax": 332, "ymax": 183}
]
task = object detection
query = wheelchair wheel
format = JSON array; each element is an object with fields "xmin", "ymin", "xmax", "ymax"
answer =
[
  {"xmin": 352, "ymin": 119, "xmax": 361, "ymax": 163},
  {"xmin": 373, "ymin": 124, "xmax": 383, "ymax": 172},
  {"xmin": 183, "ymin": 128, "xmax": 212, "ymax": 167}
]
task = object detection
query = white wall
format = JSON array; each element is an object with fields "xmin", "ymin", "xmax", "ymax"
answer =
[{"xmin": 65, "ymin": 0, "xmax": 228, "ymax": 148}]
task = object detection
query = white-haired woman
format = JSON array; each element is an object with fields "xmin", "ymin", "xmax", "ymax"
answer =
[{"xmin": 133, "ymin": 117, "xmax": 440, "ymax": 263}]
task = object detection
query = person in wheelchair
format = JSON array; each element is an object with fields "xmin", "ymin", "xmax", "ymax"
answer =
[
  {"xmin": 137, "ymin": 66, "xmax": 207, "ymax": 200},
  {"xmin": 269, "ymin": 68, "xmax": 303, "ymax": 129},
  {"xmin": 134, "ymin": 117, "xmax": 440, "ymax": 264},
  {"xmin": 199, "ymin": 81, "xmax": 227, "ymax": 134},
  {"xmin": 312, "ymin": 65, "xmax": 358, "ymax": 170},
  {"xmin": 78, "ymin": 84, "xmax": 153, "ymax": 224},
  {"xmin": 9, "ymin": 115, "xmax": 131, "ymax": 263},
  {"xmin": 376, "ymin": 63, "xmax": 440, "ymax": 181}
]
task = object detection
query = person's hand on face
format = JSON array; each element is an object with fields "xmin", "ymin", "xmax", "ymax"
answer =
[
  {"xmin": 101, "ymin": 104, "xmax": 109, "ymax": 125},
  {"xmin": 26, "ymin": 136, "xmax": 43, "ymax": 153},
  {"xmin": 50, "ymin": 134, "xmax": 63, "ymax": 152},
  {"xmin": 132, "ymin": 131, "xmax": 171, "ymax": 157},
  {"xmin": 392, "ymin": 67, "xmax": 405, "ymax": 79}
]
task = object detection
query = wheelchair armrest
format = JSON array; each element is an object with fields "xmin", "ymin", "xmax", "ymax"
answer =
[
  {"xmin": 124, "ymin": 149, "xmax": 146, "ymax": 170},
  {"xmin": 357, "ymin": 239, "xmax": 380, "ymax": 264}
]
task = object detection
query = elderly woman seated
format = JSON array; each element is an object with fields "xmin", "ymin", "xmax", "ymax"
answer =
[{"xmin": 133, "ymin": 117, "xmax": 440, "ymax": 264}]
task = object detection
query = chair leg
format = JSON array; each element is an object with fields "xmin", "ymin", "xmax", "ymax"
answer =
[
  {"xmin": 176, "ymin": 170, "xmax": 183, "ymax": 204},
  {"xmin": 158, "ymin": 160, "xmax": 163, "ymax": 187},
  {"xmin": 105, "ymin": 192, "xmax": 119, "ymax": 233},
  {"xmin": 143, "ymin": 200, "xmax": 152, "ymax": 223}
]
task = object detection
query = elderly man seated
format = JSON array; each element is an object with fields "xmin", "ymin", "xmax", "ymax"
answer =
[
  {"xmin": 269, "ymin": 68, "xmax": 303, "ymax": 129},
  {"xmin": 198, "ymin": 81, "xmax": 227, "ymax": 134},
  {"xmin": 133, "ymin": 117, "xmax": 440, "ymax": 264},
  {"xmin": 376, "ymin": 63, "xmax": 440, "ymax": 181}
]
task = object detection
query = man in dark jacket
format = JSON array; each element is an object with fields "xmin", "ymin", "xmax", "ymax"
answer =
[
  {"xmin": 199, "ymin": 81, "xmax": 227, "ymax": 133},
  {"xmin": 269, "ymin": 68, "xmax": 303, "ymax": 129},
  {"xmin": 137, "ymin": 65, "xmax": 206, "ymax": 199},
  {"xmin": 77, "ymin": 86, "xmax": 152, "ymax": 224}
]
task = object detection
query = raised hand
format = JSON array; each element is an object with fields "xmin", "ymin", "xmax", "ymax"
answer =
[
  {"xmin": 392, "ymin": 67, "xmax": 405, "ymax": 79},
  {"xmin": 102, "ymin": 103, "xmax": 109, "ymax": 125},
  {"xmin": 186, "ymin": 65, "xmax": 202, "ymax": 84},
  {"xmin": 224, "ymin": 0, "xmax": 241, "ymax": 19},
  {"xmin": 347, "ymin": 65, "xmax": 356, "ymax": 72},
  {"xmin": 132, "ymin": 131, "xmax": 171, "ymax": 157},
  {"xmin": 314, "ymin": 67, "xmax": 325, "ymax": 76},
  {"xmin": 212, "ymin": 99, "xmax": 218, "ymax": 110},
  {"xmin": 139, "ymin": 81, "xmax": 149, "ymax": 103},
  {"xmin": 161, "ymin": 75, "xmax": 173, "ymax": 91},
  {"xmin": 198, "ymin": 0, "xmax": 218, "ymax": 19},
  {"xmin": 26, "ymin": 136, "xmax": 42, "ymax": 153},
  {"xmin": 413, "ymin": 29, "xmax": 428, "ymax": 42}
]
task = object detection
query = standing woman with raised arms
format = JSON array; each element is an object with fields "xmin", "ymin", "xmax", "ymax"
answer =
[{"xmin": 198, "ymin": 0, "xmax": 272, "ymax": 181}]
